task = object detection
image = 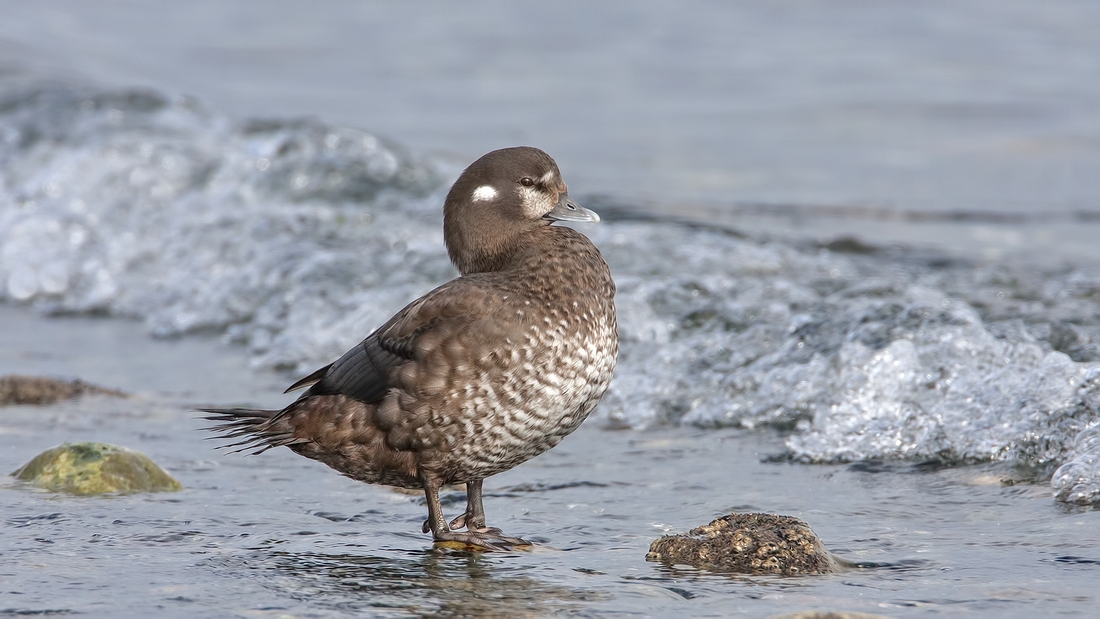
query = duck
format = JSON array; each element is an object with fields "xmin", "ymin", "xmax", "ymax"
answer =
[{"xmin": 204, "ymin": 146, "xmax": 618, "ymax": 550}]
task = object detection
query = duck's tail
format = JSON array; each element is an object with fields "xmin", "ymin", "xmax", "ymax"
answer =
[{"xmin": 200, "ymin": 407, "xmax": 308, "ymax": 455}]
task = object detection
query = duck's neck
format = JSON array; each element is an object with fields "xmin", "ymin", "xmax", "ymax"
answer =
[{"xmin": 445, "ymin": 219, "xmax": 552, "ymax": 275}]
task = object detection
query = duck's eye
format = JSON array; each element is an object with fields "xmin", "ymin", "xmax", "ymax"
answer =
[{"xmin": 520, "ymin": 177, "xmax": 535, "ymax": 187}]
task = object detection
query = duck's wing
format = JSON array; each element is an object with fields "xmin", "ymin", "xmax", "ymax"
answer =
[
  {"xmin": 285, "ymin": 278, "xmax": 505, "ymax": 405},
  {"xmin": 283, "ymin": 365, "xmax": 331, "ymax": 393},
  {"xmin": 293, "ymin": 333, "xmax": 411, "ymax": 404}
]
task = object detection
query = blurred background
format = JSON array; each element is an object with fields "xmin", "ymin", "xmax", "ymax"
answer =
[{"xmin": 3, "ymin": 0, "xmax": 1099, "ymax": 264}]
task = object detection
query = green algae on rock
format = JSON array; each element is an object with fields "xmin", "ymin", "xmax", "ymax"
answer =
[
  {"xmin": 0, "ymin": 375, "xmax": 126, "ymax": 406},
  {"xmin": 11, "ymin": 442, "xmax": 182, "ymax": 495},
  {"xmin": 647, "ymin": 513, "xmax": 841, "ymax": 575}
]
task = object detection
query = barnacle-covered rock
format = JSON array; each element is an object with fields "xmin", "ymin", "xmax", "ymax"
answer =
[{"xmin": 647, "ymin": 513, "xmax": 840, "ymax": 575}]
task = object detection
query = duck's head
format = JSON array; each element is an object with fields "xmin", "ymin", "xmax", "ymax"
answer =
[{"xmin": 443, "ymin": 146, "xmax": 600, "ymax": 274}]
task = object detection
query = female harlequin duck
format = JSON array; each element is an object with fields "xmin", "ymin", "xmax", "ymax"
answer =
[{"xmin": 204, "ymin": 147, "xmax": 618, "ymax": 550}]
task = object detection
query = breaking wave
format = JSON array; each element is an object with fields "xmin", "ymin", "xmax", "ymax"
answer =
[{"xmin": 2, "ymin": 77, "xmax": 1098, "ymax": 505}]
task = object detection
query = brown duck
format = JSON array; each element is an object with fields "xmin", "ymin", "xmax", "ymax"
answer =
[{"xmin": 204, "ymin": 146, "xmax": 618, "ymax": 550}]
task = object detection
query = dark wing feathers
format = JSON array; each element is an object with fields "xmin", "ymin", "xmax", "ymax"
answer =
[
  {"xmin": 303, "ymin": 333, "xmax": 408, "ymax": 404},
  {"xmin": 283, "ymin": 363, "xmax": 332, "ymax": 393}
]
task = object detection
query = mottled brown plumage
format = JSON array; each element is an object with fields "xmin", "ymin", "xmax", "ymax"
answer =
[{"xmin": 204, "ymin": 147, "xmax": 617, "ymax": 550}]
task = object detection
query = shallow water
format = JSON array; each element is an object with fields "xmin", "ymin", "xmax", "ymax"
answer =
[{"xmin": 3, "ymin": 306, "xmax": 1099, "ymax": 618}]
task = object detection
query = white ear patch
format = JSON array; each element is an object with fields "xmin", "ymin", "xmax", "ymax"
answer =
[{"xmin": 472, "ymin": 185, "xmax": 498, "ymax": 202}]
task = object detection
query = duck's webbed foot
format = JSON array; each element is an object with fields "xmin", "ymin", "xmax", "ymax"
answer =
[
  {"xmin": 432, "ymin": 528, "xmax": 531, "ymax": 551},
  {"xmin": 447, "ymin": 517, "xmax": 529, "ymax": 547},
  {"xmin": 421, "ymin": 517, "xmax": 529, "ymax": 548},
  {"xmin": 421, "ymin": 475, "xmax": 531, "ymax": 551}
]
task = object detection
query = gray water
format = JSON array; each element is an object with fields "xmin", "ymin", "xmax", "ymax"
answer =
[
  {"xmin": 3, "ymin": 305, "xmax": 1099, "ymax": 619},
  {"xmin": 4, "ymin": 0, "xmax": 1100, "ymax": 265},
  {"xmin": 2, "ymin": 2, "xmax": 1100, "ymax": 617}
]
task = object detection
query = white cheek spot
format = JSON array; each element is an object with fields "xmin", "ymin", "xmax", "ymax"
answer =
[
  {"xmin": 472, "ymin": 185, "xmax": 498, "ymax": 202},
  {"xmin": 540, "ymin": 171, "xmax": 555, "ymax": 184}
]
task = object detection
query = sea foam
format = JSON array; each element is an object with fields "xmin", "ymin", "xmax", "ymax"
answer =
[{"xmin": 2, "ymin": 79, "xmax": 1099, "ymax": 504}]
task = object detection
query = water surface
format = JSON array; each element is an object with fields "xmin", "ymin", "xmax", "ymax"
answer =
[
  {"xmin": 3, "ymin": 305, "xmax": 1098, "ymax": 617},
  {"xmin": 3, "ymin": 1, "xmax": 1100, "ymax": 262}
]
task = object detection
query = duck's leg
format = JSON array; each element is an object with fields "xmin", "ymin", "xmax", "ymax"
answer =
[
  {"xmin": 421, "ymin": 474, "xmax": 528, "ymax": 550},
  {"xmin": 447, "ymin": 479, "xmax": 530, "ymax": 546},
  {"xmin": 448, "ymin": 479, "xmax": 487, "ymax": 529}
]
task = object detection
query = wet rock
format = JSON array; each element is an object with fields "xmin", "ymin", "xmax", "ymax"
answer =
[
  {"xmin": 12, "ymin": 442, "xmax": 182, "ymax": 495},
  {"xmin": 768, "ymin": 612, "xmax": 894, "ymax": 619},
  {"xmin": 0, "ymin": 375, "xmax": 126, "ymax": 406},
  {"xmin": 646, "ymin": 513, "xmax": 840, "ymax": 575}
]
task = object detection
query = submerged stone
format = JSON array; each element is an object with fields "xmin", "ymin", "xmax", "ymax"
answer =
[
  {"xmin": 12, "ymin": 442, "xmax": 182, "ymax": 495},
  {"xmin": 0, "ymin": 375, "xmax": 126, "ymax": 406},
  {"xmin": 646, "ymin": 513, "xmax": 840, "ymax": 575}
]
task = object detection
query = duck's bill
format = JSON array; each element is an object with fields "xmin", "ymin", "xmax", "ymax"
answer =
[{"xmin": 543, "ymin": 194, "xmax": 600, "ymax": 223}]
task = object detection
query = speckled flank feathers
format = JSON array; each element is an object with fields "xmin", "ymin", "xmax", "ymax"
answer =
[{"xmin": 203, "ymin": 146, "xmax": 617, "ymax": 550}]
